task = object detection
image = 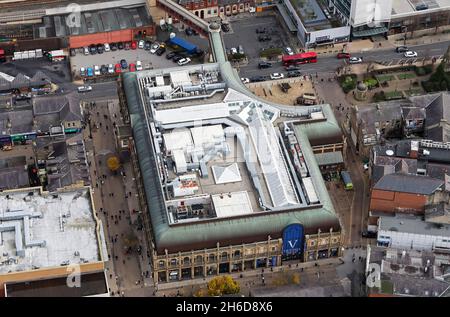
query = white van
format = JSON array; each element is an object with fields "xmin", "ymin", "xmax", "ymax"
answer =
[{"xmin": 136, "ymin": 60, "xmax": 143, "ymax": 71}]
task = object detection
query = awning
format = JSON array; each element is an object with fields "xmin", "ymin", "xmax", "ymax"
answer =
[
  {"xmin": 276, "ymin": 4, "xmax": 297, "ymax": 33},
  {"xmin": 314, "ymin": 151, "xmax": 344, "ymax": 166},
  {"xmin": 352, "ymin": 26, "xmax": 388, "ymax": 38}
]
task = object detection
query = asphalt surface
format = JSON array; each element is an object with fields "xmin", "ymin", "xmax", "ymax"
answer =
[{"xmin": 238, "ymin": 40, "xmax": 450, "ymax": 78}]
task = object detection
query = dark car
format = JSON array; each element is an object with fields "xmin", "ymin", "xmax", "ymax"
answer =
[
  {"xmin": 110, "ymin": 42, "xmax": 118, "ymax": 51},
  {"xmin": 361, "ymin": 230, "xmax": 377, "ymax": 239},
  {"xmin": 337, "ymin": 52, "xmax": 351, "ymax": 59},
  {"xmin": 120, "ymin": 59, "xmax": 128, "ymax": 69},
  {"xmin": 258, "ymin": 35, "xmax": 271, "ymax": 42},
  {"xmin": 124, "ymin": 42, "xmax": 131, "ymax": 50},
  {"xmin": 100, "ymin": 64, "xmax": 108, "ymax": 75},
  {"xmin": 395, "ymin": 46, "xmax": 408, "ymax": 53},
  {"xmin": 166, "ymin": 51, "xmax": 177, "ymax": 60},
  {"xmin": 172, "ymin": 55, "xmax": 183, "ymax": 62},
  {"xmin": 144, "ymin": 41, "xmax": 151, "ymax": 50},
  {"xmin": 70, "ymin": 48, "xmax": 77, "ymax": 57},
  {"xmin": 155, "ymin": 46, "xmax": 166, "ymax": 56},
  {"xmin": 89, "ymin": 45, "xmax": 97, "ymax": 55},
  {"xmin": 258, "ymin": 61, "xmax": 272, "ymax": 69},
  {"xmin": 185, "ymin": 27, "xmax": 194, "ymax": 36},
  {"xmin": 250, "ymin": 76, "xmax": 268, "ymax": 82},
  {"xmin": 96, "ymin": 44, "xmax": 104, "ymax": 54},
  {"xmin": 118, "ymin": 42, "xmax": 124, "ymax": 50},
  {"xmin": 221, "ymin": 23, "xmax": 230, "ymax": 33},
  {"xmin": 256, "ymin": 27, "xmax": 266, "ymax": 34},
  {"xmin": 285, "ymin": 65, "xmax": 301, "ymax": 71},
  {"xmin": 287, "ymin": 70, "xmax": 302, "ymax": 78}
]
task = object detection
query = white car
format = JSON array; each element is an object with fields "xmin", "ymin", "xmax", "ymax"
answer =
[
  {"xmin": 285, "ymin": 47, "xmax": 294, "ymax": 55},
  {"xmin": 150, "ymin": 43, "xmax": 160, "ymax": 54},
  {"xmin": 230, "ymin": 47, "xmax": 238, "ymax": 54},
  {"xmin": 78, "ymin": 85, "xmax": 92, "ymax": 93},
  {"xmin": 349, "ymin": 57, "xmax": 363, "ymax": 64},
  {"xmin": 241, "ymin": 77, "xmax": 250, "ymax": 84},
  {"xmin": 404, "ymin": 51, "xmax": 418, "ymax": 58},
  {"xmin": 104, "ymin": 43, "xmax": 110, "ymax": 52},
  {"xmin": 94, "ymin": 65, "xmax": 101, "ymax": 76},
  {"xmin": 80, "ymin": 67, "xmax": 86, "ymax": 77},
  {"xmin": 136, "ymin": 60, "xmax": 143, "ymax": 71},
  {"xmin": 270, "ymin": 73, "xmax": 284, "ymax": 80},
  {"xmin": 177, "ymin": 57, "xmax": 191, "ymax": 66},
  {"xmin": 138, "ymin": 40, "xmax": 145, "ymax": 49},
  {"xmin": 108, "ymin": 64, "xmax": 114, "ymax": 74},
  {"xmin": 83, "ymin": 47, "xmax": 89, "ymax": 56}
]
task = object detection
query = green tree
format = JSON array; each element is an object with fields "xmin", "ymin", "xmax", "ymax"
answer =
[{"xmin": 207, "ymin": 276, "xmax": 240, "ymax": 296}]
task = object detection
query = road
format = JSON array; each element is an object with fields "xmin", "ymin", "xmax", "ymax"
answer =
[{"xmin": 239, "ymin": 40, "xmax": 450, "ymax": 78}]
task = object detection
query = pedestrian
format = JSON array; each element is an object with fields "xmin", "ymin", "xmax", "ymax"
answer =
[
  {"xmin": 119, "ymin": 215, "xmax": 121, "ymax": 220},
  {"xmin": 110, "ymin": 274, "xmax": 112, "ymax": 279}
]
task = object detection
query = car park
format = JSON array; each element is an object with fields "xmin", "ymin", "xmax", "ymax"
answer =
[
  {"xmin": 241, "ymin": 78, "xmax": 250, "ymax": 84},
  {"xmin": 129, "ymin": 63, "xmax": 136, "ymax": 72},
  {"xmin": 150, "ymin": 43, "xmax": 160, "ymax": 54},
  {"xmin": 77, "ymin": 85, "xmax": 92, "ymax": 93},
  {"xmin": 138, "ymin": 40, "xmax": 145, "ymax": 49},
  {"xmin": 270, "ymin": 73, "xmax": 284, "ymax": 80},
  {"xmin": 258, "ymin": 61, "xmax": 272, "ymax": 69},
  {"xmin": 337, "ymin": 52, "xmax": 351, "ymax": 59},
  {"xmin": 84, "ymin": 47, "xmax": 90, "ymax": 55},
  {"xmin": 118, "ymin": 42, "xmax": 124, "ymax": 50},
  {"xmin": 104, "ymin": 43, "xmax": 110, "ymax": 52},
  {"xmin": 404, "ymin": 50, "xmax": 418, "ymax": 58},
  {"xmin": 110, "ymin": 43, "xmax": 118, "ymax": 51},
  {"xmin": 87, "ymin": 67, "xmax": 94, "ymax": 77},
  {"xmin": 136, "ymin": 60, "xmax": 143, "ymax": 71},
  {"xmin": 120, "ymin": 59, "xmax": 128, "ymax": 69},
  {"xmin": 80, "ymin": 67, "xmax": 86, "ymax": 77},
  {"xmin": 115, "ymin": 64, "xmax": 122, "ymax": 73},
  {"xmin": 144, "ymin": 41, "xmax": 151, "ymax": 50},
  {"xmin": 94, "ymin": 65, "xmax": 101, "ymax": 76},
  {"xmin": 285, "ymin": 47, "xmax": 294, "ymax": 55},
  {"xmin": 395, "ymin": 46, "xmax": 408, "ymax": 53},
  {"xmin": 156, "ymin": 46, "xmax": 166, "ymax": 56},
  {"xmin": 177, "ymin": 57, "xmax": 191, "ymax": 66},
  {"xmin": 349, "ymin": 57, "xmax": 363, "ymax": 64},
  {"xmin": 108, "ymin": 64, "xmax": 114, "ymax": 74},
  {"xmin": 166, "ymin": 51, "xmax": 177, "ymax": 60},
  {"xmin": 287, "ymin": 70, "xmax": 302, "ymax": 78}
]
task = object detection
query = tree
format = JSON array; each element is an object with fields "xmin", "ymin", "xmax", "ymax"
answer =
[
  {"xmin": 207, "ymin": 276, "xmax": 240, "ymax": 296},
  {"xmin": 106, "ymin": 155, "xmax": 121, "ymax": 172}
]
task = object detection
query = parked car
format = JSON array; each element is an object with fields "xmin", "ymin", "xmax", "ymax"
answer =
[
  {"xmin": 115, "ymin": 63, "xmax": 122, "ymax": 73},
  {"xmin": 156, "ymin": 46, "xmax": 166, "ymax": 56},
  {"xmin": 89, "ymin": 45, "xmax": 97, "ymax": 55},
  {"xmin": 100, "ymin": 64, "xmax": 108, "ymax": 75},
  {"xmin": 129, "ymin": 63, "xmax": 136, "ymax": 72},
  {"xmin": 80, "ymin": 67, "xmax": 86, "ymax": 77},
  {"xmin": 337, "ymin": 52, "xmax": 351, "ymax": 59},
  {"xmin": 136, "ymin": 60, "xmax": 143, "ymax": 71},
  {"xmin": 241, "ymin": 78, "xmax": 250, "ymax": 84},
  {"xmin": 285, "ymin": 65, "xmax": 301, "ymax": 71},
  {"xmin": 104, "ymin": 43, "xmax": 110, "ymax": 52},
  {"xmin": 108, "ymin": 64, "xmax": 114, "ymax": 74},
  {"xmin": 395, "ymin": 46, "xmax": 408, "ymax": 53},
  {"xmin": 404, "ymin": 50, "xmax": 418, "ymax": 58},
  {"xmin": 77, "ymin": 85, "xmax": 92, "ymax": 93},
  {"xmin": 138, "ymin": 40, "xmax": 145, "ymax": 49},
  {"xmin": 285, "ymin": 47, "xmax": 294, "ymax": 55},
  {"xmin": 221, "ymin": 23, "xmax": 230, "ymax": 33},
  {"xmin": 349, "ymin": 57, "xmax": 363, "ymax": 64},
  {"xmin": 110, "ymin": 43, "xmax": 118, "ymax": 51},
  {"xmin": 270, "ymin": 73, "xmax": 284, "ymax": 80},
  {"xmin": 83, "ymin": 47, "xmax": 90, "ymax": 55},
  {"xmin": 361, "ymin": 230, "xmax": 377, "ymax": 238},
  {"xmin": 250, "ymin": 76, "xmax": 267, "ymax": 82},
  {"xmin": 120, "ymin": 59, "xmax": 128, "ymax": 69},
  {"xmin": 96, "ymin": 44, "xmax": 104, "ymax": 54},
  {"xmin": 87, "ymin": 67, "xmax": 94, "ymax": 77},
  {"xmin": 185, "ymin": 27, "xmax": 194, "ymax": 36},
  {"xmin": 166, "ymin": 51, "xmax": 177, "ymax": 60},
  {"xmin": 144, "ymin": 41, "xmax": 152, "ymax": 50},
  {"xmin": 258, "ymin": 35, "xmax": 271, "ymax": 42},
  {"xmin": 238, "ymin": 45, "xmax": 244, "ymax": 55},
  {"xmin": 230, "ymin": 47, "xmax": 238, "ymax": 55},
  {"xmin": 94, "ymin": 65, "xmax": 101, "ymax": 76},
  {"xmin": 125, "ymin": 42, "xmax": 131, "ymax": 50},
  {"xmin": 177, "ymin": 57, "xmax": 191, "ymax": 66},
  {"xmin": 118, "ymin": 42, "xmax": 124, "ymax": 50},
  {"xmin": 131, "ymin": 41, "xmax": 137, "ymax": 50},
  {"xmin": 172, "ymin": 55, "xmax": 183, "ymax": 62},
  {"xmin": 287, "ymin": 70, "xmax": 302, "ymax": 78},
  {"xmin": 258, "ymin": 61, "xmax": 272, "ymax": 69},
  {"xmin": 70, "ymin": 48, "xmax": 77, "ymax": 57},
  {"xmin": 150, "ymin": 43, "xmax": 160, "ymax": 54}
]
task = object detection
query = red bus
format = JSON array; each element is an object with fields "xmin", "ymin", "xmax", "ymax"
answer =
[{"xmin": 282, "ymin": 52, "xmax": 317, "ymax": 66}]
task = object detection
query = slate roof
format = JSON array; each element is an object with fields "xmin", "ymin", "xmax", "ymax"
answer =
[
  {"xmin": 374, "ymin": 173, "xmax": 444, "ymax": 195},
  {"xmin": 10, "ymin": 73, "xmax": 30, "ymax": 90}
]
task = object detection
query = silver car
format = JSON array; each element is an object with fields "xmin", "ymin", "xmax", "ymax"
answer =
[{"xmin": 349, "ymin": 57, "xmax": 363, "ymax": 64}]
